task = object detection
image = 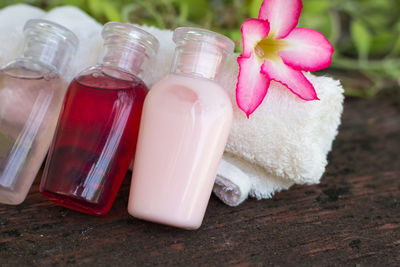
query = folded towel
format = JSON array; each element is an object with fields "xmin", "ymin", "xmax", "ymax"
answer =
[
  {"xmin": 216, "ymin": 55, "xmax": 344, "ymax": 205},
  {"xmin": 0, "ymin": 5, "xmax": 344, "ymax": 207}
]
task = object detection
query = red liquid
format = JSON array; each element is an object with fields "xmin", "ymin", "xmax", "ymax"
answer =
[{"xmin": 40, "ymin": 66, "xmax": 148, "ymax": 215}]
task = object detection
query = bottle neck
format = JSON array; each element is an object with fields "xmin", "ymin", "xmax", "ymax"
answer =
[
  {"xmin": 21, "ymin": 40, "xmax": 70, "ymax": 74},
  {"xmin": 171, "ymin": 41, "xmax": 226, "ymax": 81},
  {"xmin": 21, "ymin": 19, "xmax": 78, "ymax": 76},
  {"xmin": 98, "ymin": 23, "xmax": 158, "ymax": 78},
  {"xmin": 98, "ymin": 42, "xmax": 147, "ymax": 76}
]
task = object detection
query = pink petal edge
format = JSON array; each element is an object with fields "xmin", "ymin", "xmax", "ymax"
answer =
[
  {"xmin": 261, "ymin": 58, "xmax": 319, "ymax": 101},
  {"xmin": 236, "ymin": 54, "xmax": 271, "ymax": 117},
  {"xmin": 258, "ymin": 0, "xmax": 302, "ymax": 39},
  {"xmin": 241, "ymin": 18, "xmax": 270, "ymax": 57},
  {"xmin": 279, "ymin": 28, "xmax": 334, "ymax": 71}
]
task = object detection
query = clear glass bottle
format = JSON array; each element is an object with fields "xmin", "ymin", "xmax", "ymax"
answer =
[
  {"xmin": 128, "ymin": 27, "xmax": 234, "ymax": 229},
  {"xmin": 40, "ymin": 23, "xmax": 159, "ymax": 216},
  {"xmin": 0, "ymin": 19, "xmax": 78, "ymax": 205}
]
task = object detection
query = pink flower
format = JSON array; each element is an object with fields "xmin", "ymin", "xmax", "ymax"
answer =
[{"xmin": 236, "ymin": 0, "xmax": 334, "ymax": 117}]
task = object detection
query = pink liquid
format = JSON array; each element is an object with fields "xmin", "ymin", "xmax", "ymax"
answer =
[
  {"xmin": 40, "ymin": 66, "xmax": 147, "ymax": 215},
  {"xmin": 128, "ymin": 74, "xmax": 232, "ymax": 229},
  {"xmin": 0, "ymin": 65, "xmax": 66, "ymax": 205}
]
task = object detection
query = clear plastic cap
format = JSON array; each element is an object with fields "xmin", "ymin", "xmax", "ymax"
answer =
[
  {"xmin": 99, "ymin": 22, "xmax": 159, "ymax": 77},
  {"xmin": 22, "ymin": 19, "xmax": 79, "ymax": 75},
  {"xmin": 172, "ymin": 27, "xmax": 235, "ymax": 80}
]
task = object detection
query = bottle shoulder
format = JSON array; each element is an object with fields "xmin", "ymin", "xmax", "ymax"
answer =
[
  {"xmin": 1, "ymin": 58, "xmax": 61, "ymax": 81},
  {"xmin": 74, "ymin": 65, "xmax": 148, "ymax": 91},
  {"xmin": 151, "ymin": 74, "xmax": 232, "ymax": 103},
  {"xmin": 149, "ymin": 74, "xmax": 233, "ymax": 116}
]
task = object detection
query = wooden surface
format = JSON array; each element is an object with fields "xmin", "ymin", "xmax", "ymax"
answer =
[{"xmin": 0, "ymin": 94, "xmax": 399, "ymax": 266}]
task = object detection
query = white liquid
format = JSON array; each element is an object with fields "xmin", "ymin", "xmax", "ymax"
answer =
[{"xmin": 128, "ymin": 74, "xmax": 232, "ymax": 229}]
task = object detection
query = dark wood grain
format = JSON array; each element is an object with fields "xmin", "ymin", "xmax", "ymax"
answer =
[{"xmin": 0, "ymin": 94, "xmax": 399, "ymax": 266}]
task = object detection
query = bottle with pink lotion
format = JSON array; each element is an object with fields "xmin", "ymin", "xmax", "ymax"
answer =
[{"xmin": 128, "ymin": 27, "xmax": 234, "ymax": 229}]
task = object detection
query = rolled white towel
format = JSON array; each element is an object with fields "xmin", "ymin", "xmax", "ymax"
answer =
[
  {"xmin": 0, "ymin": 4, "xmax": 44, "ymax": 66},
  {"xmin": 214, "ymin": 157, "xmax": 252, "ymax": 206},
  {"xmin": 215, "ymin": 154, "xmax": 295, "ymax": 206}
]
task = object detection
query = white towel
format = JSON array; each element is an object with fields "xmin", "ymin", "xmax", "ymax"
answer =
[
  {"xmin": 0, "ymin": 5, "xmax": 344, "ymax": 207},
  {"xmin": 0, "ymin": 5, "xmax": 102, "ymax": 81},
  {"xmin": 0, "ymin": 4, "xmax": 44, "ymax": 66},
  {"xmin": 215, "ymin": 54, "xmax": 344, "ymax": 206}
]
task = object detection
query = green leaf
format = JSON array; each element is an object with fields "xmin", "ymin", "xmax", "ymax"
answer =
[
  {"xmin": 177, "ymin": 1, "xmax": 189, "ymax": 24},
  {"xmin": 88, "ymin": 0, "xmax": 104, "ymax": 17},
  {"xmin": 364, "ymin": 13, "xmax": 391, "ymax": 31},
  {"xmin": 370, "ymin": 32, "xmax": 392, "ymax": 55},
  {"xmin": 302, "ymin": 0, "xmax": 330, "ymax": 14},
  {"xmin": 249, "ymin": 0, "xmax": 263, "ymax": 18},
  {"xmin": 103, "ymin": 1, "xmax": 122, "ymax": 22},
  {"xmin": 297, "ymin": 0, "xmax": 331, "ymax": 37},
  {"xmin": 63, "ymin": 0, "xmax": 85, "ymax": 7},
  {"xmin": 298, "ymin": 14, "xmax": 331, "ymax": 36},
  {"xmin": 390, "ymin": 22, "xmax": 400, "ymax": 56},
  {"xmin": 229, "ymin": 29, "xmax": 242, "ymax": 42},
  {"xmin": 174, "ymin": 0, "xmax": 209, "ymax": 20},
  {"xmin": 350, "ymin": 20, "xmax": 372, "ymax": 61},
  {"xmin": 391, "ymin": 36, "xmax": 400, "ymax": 56}
]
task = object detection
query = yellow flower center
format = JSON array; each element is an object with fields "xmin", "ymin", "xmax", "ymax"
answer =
[{"xmin": 254, "ymin": 37, "xmax": 287, "ymax": 61}]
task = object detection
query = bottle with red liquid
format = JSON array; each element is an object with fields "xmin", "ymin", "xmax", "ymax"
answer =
[{"xmin": 40, "ymin": 22, "xmax": 159, "ymax": 215}]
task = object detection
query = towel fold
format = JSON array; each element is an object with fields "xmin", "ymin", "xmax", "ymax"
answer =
[
  {"xmin": 214, "ymin": 157, "xmax": 252, "ymax": 206},
  {"xmin": 0, "ymin": 5, "xmax": 344, "ymax": 206},
  {"xmin": 215, "ymin": 154, "xmax": 295, "ymax": 206}
]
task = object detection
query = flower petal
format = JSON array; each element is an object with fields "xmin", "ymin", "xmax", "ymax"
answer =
[
  {"xmin": 241, "ymin": 18, "xmax": 270, "ymax": 57},
  {"xmin": 278, "ymin": 28, "xmax": 334, "ymax": 71},
  {"xmin": 236, "ymin": 54, "xmax": 271, "ymax": 117},
  {"xmin": 261, "ymin": 58, "xmax": 318, "ymax": 101},
  {"xmin": 258, "ymin": 0, "xmax": 302, "ymax": 39}
]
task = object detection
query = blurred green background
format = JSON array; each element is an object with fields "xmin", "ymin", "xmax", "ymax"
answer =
[{"xmin": 0, "ymin": 0, "xmax": 399, "ymax": 99}]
